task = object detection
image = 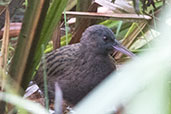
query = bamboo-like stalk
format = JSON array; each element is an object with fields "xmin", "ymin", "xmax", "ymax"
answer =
[
  {"xmin": 9, "ymin": 0, "xmax": 68, "ymax": 94},
  {"xmin": 0, "ymin": 7, "xmax": 10, "ymax": 114},
  {"xmin": 0, "ymin": 8, "xmax": 10, "ymax": 69},
  {"xmin": 9, "ymin": 0, "xmax": 49, "ymax": 93}
]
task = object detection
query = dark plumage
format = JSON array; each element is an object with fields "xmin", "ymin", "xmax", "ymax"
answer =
[{"xmin": 34, "ymin": 25, "xmax": 134, "ymax": 105}]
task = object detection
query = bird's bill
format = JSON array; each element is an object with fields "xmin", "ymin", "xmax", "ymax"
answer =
[{"xmin": 113, "ymin": 40, "xmax": 135, "ymax": 57}]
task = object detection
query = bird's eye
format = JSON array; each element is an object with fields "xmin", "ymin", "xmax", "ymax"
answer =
[{"xmin": 103, "ymin": 36, "xmax": 107, "ymax": 41}]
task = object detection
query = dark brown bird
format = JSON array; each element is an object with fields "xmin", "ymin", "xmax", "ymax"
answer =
[{"xmin": 33, "ymin": 25, "xmax": 134, "ymax": 105}]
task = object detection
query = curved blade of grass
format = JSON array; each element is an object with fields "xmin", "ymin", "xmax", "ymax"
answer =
[
  {"xmin": 73, "ymin": 6, "xmax": 171, "ymax": 114},
  {"xmin": 0, "ymin": 92, "xmax": 49, "ymax": 114}
]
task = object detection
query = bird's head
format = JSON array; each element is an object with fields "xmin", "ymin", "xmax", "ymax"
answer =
[{"xmin": 80, "ymin": 25, "xmax": 135, "ymax": 57}]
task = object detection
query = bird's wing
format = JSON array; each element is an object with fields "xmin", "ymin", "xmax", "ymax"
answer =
[{"xmin": 34, "ymin": 43, "xmax": 81, "ymax": 83}]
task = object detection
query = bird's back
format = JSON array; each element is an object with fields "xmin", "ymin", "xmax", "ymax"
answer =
[{"xmin": 34, "ymin": 43, "xmax": 81, "ymax": 90}]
